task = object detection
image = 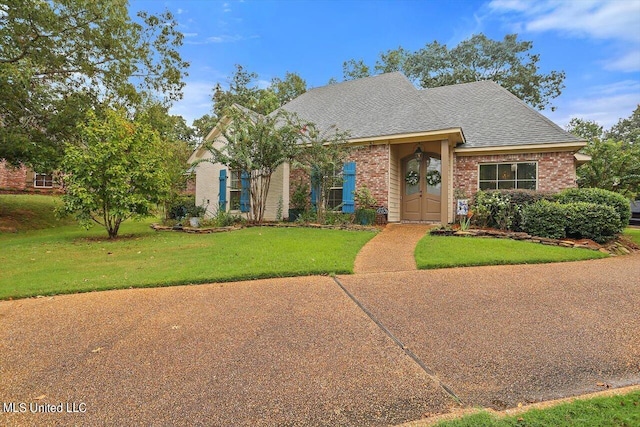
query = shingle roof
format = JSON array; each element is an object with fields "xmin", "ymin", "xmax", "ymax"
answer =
[
  {"xmin": 280, "ymin": 72, "xmax": 446, "ymax": 140},
  {"xmin": 280, "ymin": 72, "xmax": 583, "ymax": 148},
  {"xmin": 417, "ymin": 80, "xmax": 583, "ymax": 148}
]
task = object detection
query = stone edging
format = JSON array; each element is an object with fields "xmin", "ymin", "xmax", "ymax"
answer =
[
  {"xmin": 150, "ymin": 222, "xmax": 378, "ymax": 234},
  {"xmin": 429, "ymin": 228, "xmax": 637, "ymax": 256}
]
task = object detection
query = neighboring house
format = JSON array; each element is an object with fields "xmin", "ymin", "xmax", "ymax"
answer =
[
  {"xmin": 0, "ymin": 160, "xmax": 61, "ymax": 193},
  {"xmin": 189, "ymin": 72, "xmax": 587, "ymax": 223}
]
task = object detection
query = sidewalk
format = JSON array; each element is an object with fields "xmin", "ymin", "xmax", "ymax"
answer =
[{"xmin": 354, "ymin": 223, "xmax": 433, "ymax": 273}]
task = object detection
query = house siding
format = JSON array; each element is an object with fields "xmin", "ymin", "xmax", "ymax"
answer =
[
  {"xmin": 454, "ymin": 151, "xmax": 578, "ymax": 198},
  {"xmin": 0, "ymin": 160, "xmax": 61, "ymax": 193}
]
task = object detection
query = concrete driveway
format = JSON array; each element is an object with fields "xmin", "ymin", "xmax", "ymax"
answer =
[{"xmin": 1, "ymin": 255, "xmax": 639, "ymax": 426}]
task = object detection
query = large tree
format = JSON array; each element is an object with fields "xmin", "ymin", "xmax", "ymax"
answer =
[
  {"xmin": 605, "ymin": 104, "xmax": 640, "ymax": 145},
  {"xmin": 59, "ymin": 109, "xmax": 171, "ymax": 238},
  {"xmin": 0, "ymin": 0, "xmax": 188, "ymax": 169},
  {"xmin": 195, "ymin": 66, "xmax": 307, "ymax": 138},
  {"xmin": 568, "ymin": 116, "xmax": 640, "ymax": 199},
  {"xmin": 340, "ymin": 34, "xmax": 565, "ymax": 111},
  {"xmin": 204, "ymin": 106, "xmax": 302, "ymax": 223}
]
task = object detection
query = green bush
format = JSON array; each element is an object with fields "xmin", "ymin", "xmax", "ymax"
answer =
[
  {"xmin": 556, "ymin": 188, "xmax": 631, "ymax": 226},
  {"xmin": 522, "ymin": 200, "xmax": 567, "ymax": 239},
  {"xmin": 167, "ymin": 195, "xmax": 195, "ymax": 220},
  {"xmin": 354, "ymin": 208, "xmax": 376, "ymax": 225},
  {"xmin": 324, "ymin": 210, "xmax": 353, "ymax": 226},
  {"xmin": 471, "ymin": 191, "xmax": 514, "ymax": 230},
  {"xmin": 564, "ymin": 202, "xmax": 621, "ymax": 243}
]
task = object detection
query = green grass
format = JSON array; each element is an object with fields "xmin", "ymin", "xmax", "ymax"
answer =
[
  {"xmin": 415, "ymin": 234, "xmax": 608, "ymax": 269},
  {"xmin": 435, "ymin": 390, "xmax": 640, "ymax": 426},
  {"xmin": 0, "ymin": 210, "xmax": 375, "ymax": 300},
  {"xmin": 624, "ymin": 227, "xmax": 640, "ymax": 245},
  {"xmin": 1, "ymin": 194, "xmax": 375, "ymax": 299},
  {"xmin": 0, "ymin": 194, "xmax": 76, "ymax": 232}
]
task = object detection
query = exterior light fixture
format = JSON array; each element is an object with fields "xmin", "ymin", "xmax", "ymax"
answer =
[{"xmin": 414, "ymin": 146, "xmax": 423, "ymax": 161}]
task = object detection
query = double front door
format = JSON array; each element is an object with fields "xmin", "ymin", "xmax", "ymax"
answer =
[{"xmin": 402, "ymin": 154, "xmax": 441, "ymax": 222}]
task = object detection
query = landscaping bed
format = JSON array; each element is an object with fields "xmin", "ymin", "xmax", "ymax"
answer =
[{"xmin": 430, "ymin": 227, "xmax": 639, "ymax": 256}]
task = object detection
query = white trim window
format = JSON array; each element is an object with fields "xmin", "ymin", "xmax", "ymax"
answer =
[
  {"xmin": 327, "ymin": 166, "xmax": 343, "ymax": 209},
  {"xmin": 229, "ymin": 169, "xmax": 241, "ymax": 211},
  {"xmin": 33, "ymin": 173, "xmax": 54, "ymax": 188},
  {"xmin": 478, "ymin": 162, "xmax": 537, "ymax": 190}
]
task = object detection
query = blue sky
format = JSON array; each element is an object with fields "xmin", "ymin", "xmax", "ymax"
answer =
[{"xmin": 130, "ymin": 0, "xmax": 640, "ymax": 131}]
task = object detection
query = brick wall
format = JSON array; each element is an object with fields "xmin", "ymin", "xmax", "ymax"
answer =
[
  {"xmin": 348, "ymin": 145, "xmax": 389, "ymax": 208},
  {"xmin": 0, "ymin": 161, "xmax": 28, "ymax": 191},
  {"xmin": 288, "ymin": 144, "xmax": 390, "ymax": 209},
  {"xmin": 454, "ymin": 151, "xmax": 578, "ymax": 198}
]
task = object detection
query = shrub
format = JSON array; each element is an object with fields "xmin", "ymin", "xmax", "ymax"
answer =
[
  {"xmin": 167, "ymin": 195, "xmax": 195, "ymax": 220},
  {"xmin": 471, "ymin": 191, "xmax": 514, "ymax": 230},
  {"xmin": 323, "ymin": 211, "xmax": 353, "ymax": 226},
  {"xmin": 556, "ymin": 188, "xmax": 631, "ymax": 226},
  {"xmin": 564, "ymin": 202, "xmax": 621, "ymax": 243},
  {"xmin": 354, "ymin": 186, "xmax": 377, "ymax": 209},
  {"xmin": 522, "ymin": 200, "xmax": 567, "ymax": 239},
  {"xmin": 354, "ymin": 208, "xmax": 376, "ymax": 225}
]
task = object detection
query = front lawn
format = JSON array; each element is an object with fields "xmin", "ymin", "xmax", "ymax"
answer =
[
  {"xmin": 415, "ymin": 234, "xmax": 608, "ymax": 269},
  {"xmin": 434, "ymin": 389, "xmax": 640, "ymax": 426},
  {"xmin": 624, "ymin": 227, "xmax": 640, "ymax": 245},
  {"xmin": 0, "ymin": 221, "xmax": 375, "ymax": 300}
]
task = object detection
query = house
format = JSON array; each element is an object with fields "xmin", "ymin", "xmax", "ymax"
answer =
[
  {"xmin": 189, "ymin": 72, "xmax": 587, "ymax": 223},
  {"xmin": 0, "ymin": 160, "xmax": 61, "ymax": 193}
]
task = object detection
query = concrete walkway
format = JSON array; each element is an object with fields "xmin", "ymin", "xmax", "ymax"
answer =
[{"xmin": 354, "ymin": 223, "xmax": 433, "ymax": 273}]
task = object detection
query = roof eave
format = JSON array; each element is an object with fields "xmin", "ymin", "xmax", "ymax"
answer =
[{"xmin": 455, "ymin": 141, "xmax": 587, "ymax": 156}]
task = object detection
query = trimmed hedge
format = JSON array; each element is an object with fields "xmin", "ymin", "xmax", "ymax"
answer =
[
  {"xmin": 522, "ymin": 200, "xmax": 567, "ymax": 239},
  {"xmin": 564, "ymin": 202, "xmax": 621, "ymax": 243},
  {"xmin": 472, "ymin": 190, "xmax": 555, "ymax": 231},
  {"xmin": 556, "ymin": 188, "xmax": 631, "ymax": 226}
]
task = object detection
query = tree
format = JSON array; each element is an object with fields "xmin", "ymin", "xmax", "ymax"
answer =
[
  {"xmin": 576, "ymin": 139, "xmax": 640, "ymax": 199},
  {"xmin": 605, "ymin": 104, "xmax": 640, "ymax": 145},
  {"xmin": 204, "ymin": 106, "xmax": 302, "ymax": 223},
  {"xmin": 342, "ymin": 59, "xmax": 371, "ymax": 81},
  {"xmin": 294, "ymin": 124, "xmax": 351, "ymax": 224},
  {"xmin": 270, "ymin": 72, "xmax": 307, "ymax": 106},
  {"xmin": 135, "ymin": 101, "xmax": 195, "ymax": 218},
  {"xmin": 341, "ymin": 34, "xmax": 565, "ymax": 111},
  {"xmin": 0, "ymin": 0, "xmax": 188, "ymax": 169},
  {"xmin": 59, "ymin": 109, "xmax": 171, "ymax": 238},
  {"xmin": 568, "ymin": 116, "xmax": 640, "ymax": 199}
]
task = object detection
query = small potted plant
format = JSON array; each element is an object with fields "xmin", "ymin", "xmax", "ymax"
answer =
[{"xmin": 354, "ymin": 186, "xmax": 377, "ymax": 225}]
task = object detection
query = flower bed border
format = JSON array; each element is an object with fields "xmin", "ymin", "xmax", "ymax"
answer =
[{"xmin": 430, "ymin": 228, "xmax": 638, "ymax": 256}]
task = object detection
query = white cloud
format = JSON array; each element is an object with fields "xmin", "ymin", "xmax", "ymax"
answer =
[
  {"xmin": 185, "ymin": 34, "xmax": 258, "ymax": 45},
  {"xmin": 489, "ymin": 0, "xmax": 640, "ymax": 72},
  {"xmin": 545, "ymin": 80, "xmax": 640, "ymax": 129},
  {"xmin": 169, "ymin": 81, "xmax": 215, "ymax": 125}
]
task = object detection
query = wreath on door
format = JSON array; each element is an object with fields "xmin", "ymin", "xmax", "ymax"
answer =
[
  {"xmin": 426, "ymin": 170, "xmax": 441, "ymax": 186},
  {"xmin": 405, "ymin": 170, "xmax": 419, "ymax": 186}
]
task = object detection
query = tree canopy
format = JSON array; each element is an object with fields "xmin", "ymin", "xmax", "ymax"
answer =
[
  {"xmin": 0, "ymin": 0, "xmax": 189, "ymax": 169},
  {"xmin": 339, "ymin": 33, "xmax": 565, "ymax": 111},
  {"xmin": 568, "ymin": 110, "xmax": 640, "ymax": 199},
  {"xmin": 195, "ymin": 65, "xmax": 307, "ymax": 140},
  {"xmin": 59, "ymin": 109, "xmax": 171, "ymax": 238}
]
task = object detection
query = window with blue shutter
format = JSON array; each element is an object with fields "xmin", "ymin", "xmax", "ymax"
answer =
[
  {"xmin": 342, "ymin": 162, "xmax": 356, "ymax": 213},
  {"xmin": 240, "ymin": 171, "xmax": 250, "ymax": 213},
  {"xmin": 219, "ymin": 169, "xmax": 227, "ymax": 211}
]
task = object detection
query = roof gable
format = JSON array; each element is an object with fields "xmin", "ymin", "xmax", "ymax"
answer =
[
  {"xmin": 417, "ymin": 80, "xmax": 583, "ymax": 148},
  {"xmin": 281, "ymin": 72, "xmax": 448, "ymax": 140}
]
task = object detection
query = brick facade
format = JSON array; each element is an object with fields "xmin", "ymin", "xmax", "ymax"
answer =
[
  {"xmin": 288, "ymin": 144, "xmax": 390, "ymax": 210},
  {"xmin": 0, "ymin": 160, "xmax": 62, "ymax": 194},
  {"xmin": 454, "ymin": 151, "xmax": 578, "ymax": 198}
]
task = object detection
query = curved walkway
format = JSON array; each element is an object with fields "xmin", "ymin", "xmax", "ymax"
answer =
[{"xmin": 354, "ymin": 223, "xmax": 433, "ymax": 273}]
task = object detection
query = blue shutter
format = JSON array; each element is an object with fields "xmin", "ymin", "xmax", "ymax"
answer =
[
  {"xmin": 218, "ymin": 169, "xmax": 227, "ymax": 211},
  {"xmin": 342, "ymin": 162, "xmax": 356, "ymax": 213},
  {"xmin": 240, "ymin": 171, "xmax": 250, "ymax": 213},
  {"xmin": 310, "ymin": 167, "xmax": 319, "ymax": 212}
]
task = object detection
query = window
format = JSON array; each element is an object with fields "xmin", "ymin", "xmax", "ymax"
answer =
[
  {"xmin": 229, "ymin": 170, "xmax": 241, "ymax": 210},
  {"xmin": 479, "ymin": 162, "xmax": 537, "ymax": 190},
  {"xmin": 33, "ymin": 173, "xmax": 53, "ymax": 188},
  {"xmin": 327, "ymin": 166, "xmax": 343, "ymax": 210}
]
